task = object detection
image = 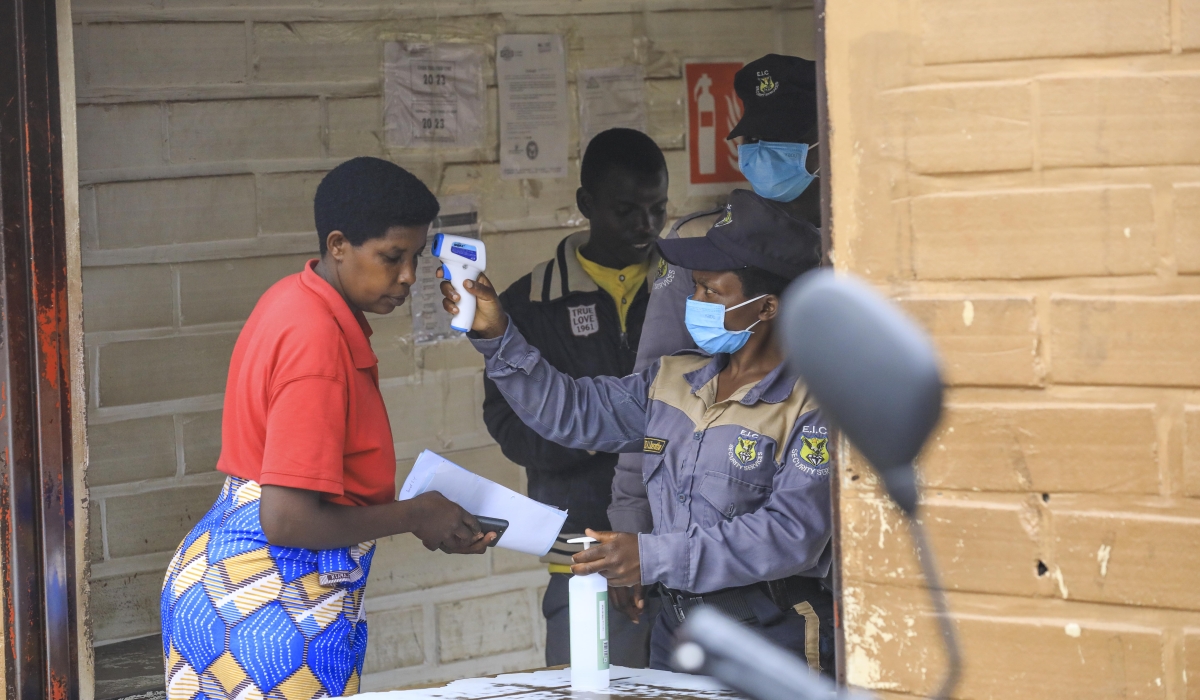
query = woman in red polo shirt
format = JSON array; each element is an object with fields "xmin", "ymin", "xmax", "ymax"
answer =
[{"xmin": 159, "ymin": 158, "xmax": 493, "ymax": 700}]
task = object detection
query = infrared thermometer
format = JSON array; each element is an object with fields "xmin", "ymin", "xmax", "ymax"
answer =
[{"xmin": 433, "ymin": 233, "xmax": 486, "ymax": 332}]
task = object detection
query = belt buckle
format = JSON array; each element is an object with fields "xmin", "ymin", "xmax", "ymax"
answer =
[
  {"xmin": 673, "ymin": 594, "xmax": 686, "ymax": 623},
  {"xmin": 672, "ymin": 593, "xmax": 704, "ymax": 623}
]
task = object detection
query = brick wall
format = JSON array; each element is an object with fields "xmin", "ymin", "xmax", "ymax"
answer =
[
  {"xmin": 825, "ymin": 0, "xmax": 1200, "ymax": 696},
  {"xmin": 72, "ymin": 0, "xmax": 815, "ymax": 690}
]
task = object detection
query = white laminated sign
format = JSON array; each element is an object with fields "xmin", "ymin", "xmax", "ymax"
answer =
[
  {"xmin": 383, "ymin": 42, "xmax": 485, "ymax": 149},
  {"xmin": 578, "ymin": 65, "xmax": 648, "ymax": 157},
  {"xmin": 496, "ymin": 34, "xmax": 569, "ymax": 179}
]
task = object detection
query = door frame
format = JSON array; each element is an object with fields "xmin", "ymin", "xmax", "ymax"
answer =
[
  {"xmin": 812, "ymin": 0, "xmax": 847, "ymax": 684},
  {"xmin": 0, "ymin": 0, "xmax": 84, "ymax": 697}
]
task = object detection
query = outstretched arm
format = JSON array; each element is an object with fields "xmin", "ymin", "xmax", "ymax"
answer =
[
  {"xmin": 441, "ymin": 272, "xmax": 657, "ymax": 454},
  {"xmin": 260, "ymin": 485, "xmax": 494, "ymax": 553},
  {"xmin": 483, "ymin": 375, "xmax": 600, "ymax": 473}
]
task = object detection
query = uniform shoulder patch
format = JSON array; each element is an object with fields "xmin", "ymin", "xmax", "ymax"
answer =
[
  {"xmin": 800, "ymin": 436, "xmax": 829, "ymax": 466},
  {"xmin": 657, "ymin": 257, "xmax": 669, "ymax": 279},
  {"xmin": 643, "ymin": 437, "xmax": 669, "ymax": 455}
]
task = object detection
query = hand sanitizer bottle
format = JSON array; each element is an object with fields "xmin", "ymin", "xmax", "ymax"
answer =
[{"xmin": 566, "ymin": 536, "xmax": 610, "ymax": 691}]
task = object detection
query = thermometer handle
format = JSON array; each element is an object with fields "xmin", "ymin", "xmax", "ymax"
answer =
[{"xmin": 450, "ymin": 272, "xmax": 479, "ymax": 332}]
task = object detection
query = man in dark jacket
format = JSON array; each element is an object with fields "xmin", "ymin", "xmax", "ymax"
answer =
[{"xmin": 482, "ymin": 128, "xmax": 668, "ymax": 667}]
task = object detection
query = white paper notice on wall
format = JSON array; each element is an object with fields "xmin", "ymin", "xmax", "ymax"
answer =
[
  {"xmin": 410, "ymin": 195, "xmax": 479, "ymax": 344},
  {"xmin": 496, "ymin": 34, "xmax": 569, "ymax": 180},
  {"xmin": 383, "ymin": 42, "xmax": 485, "ymax": 149},
  {"xmin": 578, "ymin": 65, "xmax": 648, "ymax": 157}
]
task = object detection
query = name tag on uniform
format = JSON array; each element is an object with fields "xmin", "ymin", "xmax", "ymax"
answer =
[
  {"xmin": 643, "ymin": 437, "xmax": 669, "ymax": 454},
  {"xmin": 568, "ymin": 304, "xmax": 599, "ymax": 337}
]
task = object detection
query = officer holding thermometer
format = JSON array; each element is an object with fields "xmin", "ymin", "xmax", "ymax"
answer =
[
  {"xmin": 608, "ymin": 54, "xmax": 827, "ymax": 642},
  {"xmin": 441, "ymin": 191, "xmax": 834, "ymax": 674}
]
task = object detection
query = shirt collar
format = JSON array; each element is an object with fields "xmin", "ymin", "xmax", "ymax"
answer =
[
  {"xmin": 575, "ymin": 248, "xmax": 649, "ymax": 299},
  {"xmin": 299, "ymin": 259, "xmax": 378, "ymax": 370},
  {"xmin": 683, "ymin": 354, "xmax": 798, "ymax": 406}
]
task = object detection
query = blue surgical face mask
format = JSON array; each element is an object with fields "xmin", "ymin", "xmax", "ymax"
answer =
[
  {"xmin": 685, "ymin": 294, "xmax": 768, "ymax": 355},
  {"xmin": 738, "ymin": 140, "xmax": 819, "ymax": 202}
]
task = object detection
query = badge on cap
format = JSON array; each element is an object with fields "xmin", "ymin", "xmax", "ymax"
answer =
[
  {"xmin": 755, "ymin": 70, "xmax": 778, "ymax": 98},
  {"xmin": 714, "ymin": 205, "xmax": 733, "ymax": 227}
]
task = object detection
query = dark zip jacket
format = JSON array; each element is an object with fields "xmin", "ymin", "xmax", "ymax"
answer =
[{"xmin": 482, "ymin": 231, "xmax": 651, "ymax": 537}]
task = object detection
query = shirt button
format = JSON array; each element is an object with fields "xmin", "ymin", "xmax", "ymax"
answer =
[
  {"xmin": 678, "ymin": 493, "xmax": 686, "ymax": 503},
  {"xmin": 619, "ymin": 275, "xmax": 626, "ymax": 282},
  {"xmin": 621, "ymin": 297, "xmax": 627, "ymax": 304},
  {"xmin": 693, "ymin": 431, "xmax": 702, "ymax": 440}
]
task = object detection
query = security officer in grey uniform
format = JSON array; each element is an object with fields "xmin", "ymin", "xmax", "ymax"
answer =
[
  {"xmin": 440, "ymin": 190, "xmax": 834, "ymax": 674},
  {"xmin": 609, "ymin": 54, "xmax": 825, "ymax": 628},
  {"xmin": 632, "ymin": 54, "xmax": 821, "ymax": 364}
]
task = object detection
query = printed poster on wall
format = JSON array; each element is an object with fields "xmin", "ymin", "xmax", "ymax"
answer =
[
  {"xmin": 411, "ymin": 195, "xmax": 480, "ymax": 344},
  {"xmin": 496, "ymin": 34, "xmax": 570, "ymax": 180},
  {"xmin": 684, "ymin": 60, "xmax": 747, "ymax": 196},
  {"xmin": 383, "ymin": 42, "xmax": 485, "ymax": 148},
  {"xmin": 578, "ymin": 65, "xmax": 648, "ymax": 157}
]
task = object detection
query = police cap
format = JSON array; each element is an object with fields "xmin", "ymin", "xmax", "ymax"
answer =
[
  {"xmin": 656, "ymin": 189, "xmax": 822, "ymax": 281},
  {"xmin": 726, "ymin": 54, "xmax": 818, "ymax": 143}
]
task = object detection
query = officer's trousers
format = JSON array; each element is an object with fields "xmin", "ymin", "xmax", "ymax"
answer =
[{"xmin": 647, "ymin": 586, "xmax": 836, "ymax": 678}]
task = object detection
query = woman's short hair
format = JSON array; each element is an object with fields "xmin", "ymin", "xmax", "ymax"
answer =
[{"xmin": 314, "ymin": 157, "xmax": 440, "ymax": 254}]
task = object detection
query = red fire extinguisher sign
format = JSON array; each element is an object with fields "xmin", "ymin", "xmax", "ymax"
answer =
[{"xmin": 685, "ymin": 60, "xmax": 747, "ymax": 194}]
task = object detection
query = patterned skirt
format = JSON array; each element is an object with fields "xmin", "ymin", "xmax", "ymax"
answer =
[{"xmin": 160, "ymin": 476, "xmax": 376, "ymax": 699}]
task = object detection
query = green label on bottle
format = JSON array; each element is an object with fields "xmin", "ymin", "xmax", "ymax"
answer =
[{"xmin": 597, "ymin": 591, "xmax": 610, "ymax": 670}]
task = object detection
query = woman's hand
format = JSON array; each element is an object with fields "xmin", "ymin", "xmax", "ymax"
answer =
[
  {"xmin": 570, "ymin": 528, "xmax": 641, "ymax": 587},
  {"xmin": 408, "ymin": 491, "xmax": 495, "ymax": 553},
  {"xmin": 438, "ymin": 270, "xmax": 508, "ymax": 339}
]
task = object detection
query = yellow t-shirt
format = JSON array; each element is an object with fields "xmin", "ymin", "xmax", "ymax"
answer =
[{"xmin": 575, "ymin": 249, "xmax": 649, "ymax": 333}]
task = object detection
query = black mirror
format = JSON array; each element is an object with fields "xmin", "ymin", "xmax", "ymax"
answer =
[{"xmin": 779, "ymin": 270, "xmax": 943, "ymax": 516}]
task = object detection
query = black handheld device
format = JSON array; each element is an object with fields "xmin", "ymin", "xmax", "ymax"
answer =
[{"xmin": 475, "ymin": 516, "xmax": 509, "ymax": 546}]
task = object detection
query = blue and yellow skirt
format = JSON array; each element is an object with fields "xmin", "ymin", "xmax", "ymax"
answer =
[{"xmin": 160, "ymin": 476, "xmax": 376, "ymax": 699}]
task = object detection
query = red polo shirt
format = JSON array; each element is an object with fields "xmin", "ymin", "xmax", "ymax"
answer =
[{"xmin": 217, "ymin": 260, "xmax": 397, "ymax": 506}]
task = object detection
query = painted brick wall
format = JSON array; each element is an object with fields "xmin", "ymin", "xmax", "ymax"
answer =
[
  {"xmin": 825, "ymin": 0, "xmax": 1200, "ymax": 697},
  {"xmin": 72, "ymin": 0, "xmax": 815, "ymax": 690}
]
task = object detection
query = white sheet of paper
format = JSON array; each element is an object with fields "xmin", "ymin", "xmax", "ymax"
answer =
[
  {"xmin": 383, "ymin": 42, "xmax": 485, "ymax": 148},
  {"xmin": 496, "ymin": 34, "xmax": 569, "ymax": 180},
  {"xmin": 398, "ymin": 450, "xmax": 567, "ymax": 556},
  {"xmin": 578, "ymin": 65, "xmax": 648, "ymax": 157}
]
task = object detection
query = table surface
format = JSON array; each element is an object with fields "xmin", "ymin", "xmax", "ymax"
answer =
[{"xmin": 355, "ymin": 667, "xmax": 744, "ymax": 700}]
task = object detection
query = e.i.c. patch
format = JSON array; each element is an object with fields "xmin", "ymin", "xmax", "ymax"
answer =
[{"xmin": 799, "ymin": 436, "xmax": 829, "ymax": 466}]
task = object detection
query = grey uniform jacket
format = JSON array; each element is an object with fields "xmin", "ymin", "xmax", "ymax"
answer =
[
  {"xmin": 609, "ymin": 205, "xmax": 721, "ymax": 534},
  {"xmin": 472, "ymin": 321, "xmax": 834, "ymax": 595}
]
